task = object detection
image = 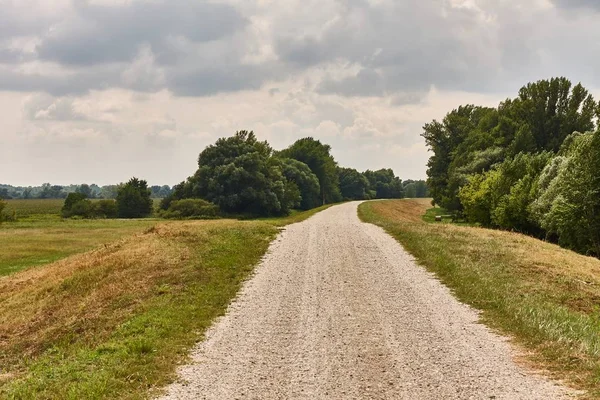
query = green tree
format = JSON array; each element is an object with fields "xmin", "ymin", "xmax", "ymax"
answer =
[
  {"xmin": 278, "ymin": 138, "xmax": 341, "ymax": 204},
  {"xmin": 76, "ymin": 184, "xmax": 93, "ymax": 199},
  {"xmin": 116, "ymin": 177, "xmax": 153, "ymax": 218},
  {"xmin": 184, "ymin": 131, "xmax": 297, "ymax": 216},
  {"xmin": 338, "ymin": 167, "xmax": 369, "ymax": 200},
  {"xmin": 363, "ymin": 169, "xmax": 404, "ymax": 199},
  {"xmin": 61, "ymin": 192, "xmax": 88, "ymax": 217},
  {"xmin": 280, "ymin": 158, "xmax": 321, "ymax": 210},
  {"xmin": 532, "ymin": 132, "xmax": 600, "ymax": 255}
]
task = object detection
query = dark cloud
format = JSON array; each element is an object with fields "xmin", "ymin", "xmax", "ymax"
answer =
[
  {"xmin": 317, "ymin": 69, "xmax": 385, "ymax": 97},
  {"xmin": 0, "ymin": 0, "xmax": 598, "ymax": 99},
  {"xmin": 167, "ymin": 64, "xmax": 268, "ymax": 97},
  {"xmin": 36, "ymin": 1, "xmax": 246, "ymax": 66},
  {"xmin": 0, "ymin": 65, "xmax": 121, "ymax": 96},
  {"xmin": 552, "ymin": 0, "xmax": 600, "ymax": 11},
  {"xmin": 279, "ymin": 0, "xmax": 541, "ymax": 97}
]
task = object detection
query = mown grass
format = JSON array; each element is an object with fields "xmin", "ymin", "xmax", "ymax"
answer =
[
  {"xmin": 0, "ymin": 207, "xmax": 325, "ymax": 399},
  {"xmin": 359, "ymin": 199, "xmax": 600, "ymax": 399}
]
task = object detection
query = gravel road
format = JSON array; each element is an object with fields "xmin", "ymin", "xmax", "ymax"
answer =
[{"xmin": 160, "ymin": 202, "xmax": 572, "ymax": 399}]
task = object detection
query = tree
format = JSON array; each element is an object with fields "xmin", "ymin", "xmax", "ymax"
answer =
[
  {"xmin": 338, "ymin": 167, "xmax": 369, "ymax": 200},
  {"xmin": 180, "ymin": 131, "xmax": 298, "ymax": 216},
  {"xmin": 76, "ymin": 184, "xmax": 93, "ymax": 199},
  {"xmin": 62, "ymin": 192, "xmax": 88, "ymax": 217},
  {"xmin": 531, "ymin": 132, "xmax": 600, "ymax": 255},
  {"xmin": 116, "ymin": 177, "xmax": 153, "ymax": 218},
  {"xmin": 100, "ymin": 185, "xmax": 119, "ymax": 199},
  {"xmin": 280, "ymin": 158, "xmax": 321, "ymax": 210},
  {"xmin": 363, "ymin": 169, "xmax": 404, "ymax": 199},
  {"xmin": 278, "ymin": 138, "xmax": 341, "ymax": 204}
]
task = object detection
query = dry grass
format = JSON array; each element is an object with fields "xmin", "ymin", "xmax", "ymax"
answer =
[
  {"xmin": 0, "ymin": 202, "xmax": 329, "ymax": 399},
  {"xmin": 0, "ymin": 219, "xmax": 280, "ymax": 399},
  {"xmin": 360, "ymin": 199, "xmax": 600, "ymax": 399},
  {"xmin": 0, "ymin": 219, "xmax": 157, "ymax": 276}
]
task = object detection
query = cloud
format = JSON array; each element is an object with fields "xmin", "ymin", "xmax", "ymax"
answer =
[
  {"xmin": 24, "ymin": 94, "xmax": 89, "ymax": 121},
  {"xmin": 36, "ymin": 0, "xmax": 246, "ymax": 66},
  {"xmin": 551, "ymin": 0, "xmax": 600, "ymax": 11}
]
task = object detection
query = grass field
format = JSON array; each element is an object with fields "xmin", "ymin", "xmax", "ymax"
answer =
[
  {"xmin": 2, "ymin": 198, "xmax": 163, "ymax": 220},
  {"xmin": 0, "ymin": 205, "xmax": 328, "ymax": 399},
  {"xmin": 0, "ymin": 219, "xmax": 159, "ymax": 276},
  {"xmin": 359, "ymin": 199, "xmax": 600, "ymax": 399},
  {"xmin": 3, "ymin": 199, "xmax": 64, "ymax": 219}
]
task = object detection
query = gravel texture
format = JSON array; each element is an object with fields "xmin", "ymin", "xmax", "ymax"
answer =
[{"xmin": 160, "ymin": 202, "xmax": 573, "ymax": 399}]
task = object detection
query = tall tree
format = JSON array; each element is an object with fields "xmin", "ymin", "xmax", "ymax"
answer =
[
  {"xmin": 338, "ymin": 167, "xmax": 369, "ymax": 200},
  {"xmin": 278, "ymin": 138, "xmax": 341, "ymax": 204}
]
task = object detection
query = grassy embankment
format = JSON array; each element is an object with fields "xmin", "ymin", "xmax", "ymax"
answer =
[
  {"xmin": 0, "ymin": 200, "xmax": 330, "ymax": 399},
  {"xmin": 0, "ymin": 199, "xmax": 159, "ymax": 276},
  {"xmin": 359, "ymin": 199, "xmax": 600, "ymax": 399}
]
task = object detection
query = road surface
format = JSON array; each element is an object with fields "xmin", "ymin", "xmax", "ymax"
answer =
[{"xmin": 160, "ymin": 202, "xmax": 571, "ymax": 399}]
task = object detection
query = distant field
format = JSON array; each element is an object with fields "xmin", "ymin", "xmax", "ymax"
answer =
[
  {"xmin": 3, "ymin": 198, "xmax": 64, "ymax": 219},
  {"xmin": 3, "ymin": 198, "xmax": 162, "ymax": 220},
  {"xmin": 0, "ymin": 206, "xmax": 327, "ymax": 399},
  {"xmin": 0, "ymin": 199, "xmax": 164, "ymax": 276},
  {"xmin": 360, "ymin": 199, "xmax": 600, "ymax": 399},
  {"xmin": 0, "ymin": 219, "xmax": 159, "ymax": 276}
]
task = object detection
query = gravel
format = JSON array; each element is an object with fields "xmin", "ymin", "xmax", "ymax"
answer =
[{"xmin": 160, "ymin": 202, "xmax": 574, "ymax": 399}]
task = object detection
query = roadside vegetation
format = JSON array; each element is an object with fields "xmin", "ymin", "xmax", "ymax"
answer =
[
  {"xmin": 360, "ymin": 199, "xmax": 600, "ymax": 399},
  {"xmin": 0, "ymin": 205, "xmax": 327, "ymax": 399},
  {"xmin": 423, "ymin": 77, "xmax": 600, "ymax": 257}
]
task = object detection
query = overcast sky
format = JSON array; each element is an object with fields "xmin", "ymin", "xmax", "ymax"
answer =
[{"xmin": 1, "ymin": 0, "xmax": 600, "ymax": 186}]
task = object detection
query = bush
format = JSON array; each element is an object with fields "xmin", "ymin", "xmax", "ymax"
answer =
[
  {"xmin": 62, "ymin": 193, "xmax": 87, "ymax": 217},
  {"xmin": 161, "ymin": 199, "xmax": 219, "ymax": 219},
  {"xmin": 69, "ymin": 199, "xmax": 95, "ymax": 218},
  {"xmin": 95, "ymin": 200, "xmax": 118, "ymax": 218}
]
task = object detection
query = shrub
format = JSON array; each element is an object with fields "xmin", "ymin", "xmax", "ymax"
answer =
[
  {"xmin": 62, "ymin": 192, "xmax": 88, "ymax": 217},
  {"xmin": 95, "ymin": 200, "xmax": 118, "ymax": 218},
  {"xmin": 69, "ymin": 199, "xmax": 95, "ymax": 218},
  {"xmin": 161, "ymin": 199, "xmax": 219, "ymax": 219}
]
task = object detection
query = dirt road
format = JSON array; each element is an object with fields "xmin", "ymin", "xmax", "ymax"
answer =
[{"xmin": 160, "ymin": 202, "xmax": 571, "ymax": 399}]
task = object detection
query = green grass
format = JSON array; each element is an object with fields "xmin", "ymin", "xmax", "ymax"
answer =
[
  {"xmin": 3, "ymin": 199, "xmax": 64, "ymax": 219},
  {"xmin": 359, "ymin": 199, "xmax": 600, "ymax": 399},
  {"xmin": 0, "ymin": 219, "xmax": 158, "ymax": 276},
  {"xmin": 0, "ymin": 206, "xmax": 328, "ymax": 399}
]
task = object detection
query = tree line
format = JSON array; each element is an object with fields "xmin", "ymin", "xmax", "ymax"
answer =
[
  {"xmin": 423, "ymin": 77, "xmax": 600, "ymax": 256},
  {"xmin": 1, "ymin": 132, "xmax": 428, "ymax": 221},
  {"xmin": 159, "ymin": 131, "xmax": 427, "ymax": 218},
  {"xmin": 0, "ymin": 183, "xmax": 172, "ymax": 200}
]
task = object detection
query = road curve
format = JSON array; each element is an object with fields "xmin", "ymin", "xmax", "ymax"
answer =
[{"xmin": 160, "ymin": 202, "xmax": 571, "ymax": 399}]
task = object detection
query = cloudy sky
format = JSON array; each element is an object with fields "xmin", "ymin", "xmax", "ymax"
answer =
[{"xmin": 1, "ymin": 0, "xmax": 599, "ymax": 186}]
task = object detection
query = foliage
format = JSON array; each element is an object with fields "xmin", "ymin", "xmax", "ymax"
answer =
[
  {"xmin": 61, "ymin": 193, "xmax": 88, "ymax": 217},
  {"xmin": 280, "ymin": 158, "xmax": 321, "ymax": 210},
  {"xmin": 161, "ymin": 131, "xmax": 412, "ymax": 216},
  {"xmin": 95, "ymin": 200, "xmax": 118, "ymax": 219},
  {"xmin": 62, "ymin": 192, "xmax": 119, "ymax": 219},
  {"xmin": 161, "ymin": 199, "xmax": 219, "ymax": 219},
  {"xmin": 116, "ymin": 177, "xmax": 153, "ymax": 218},
  {"xmin": 278, "ymin": 137, "xmax": 342, "ymax": 204},
  {"xmin": 338, "ymin": 167, "xmax": 370, "ymax": 200},
  {"xmin": 403, "ymin": 180, "xmax": 429, "ymax": 198},
  {"xmin": 363, "ymin": 169, "xmax": 404, "ymax": 199},
  {"xmin": 170, "ymin": 131, "xmax": 298, "ymax": 217},
  {"xmin": 423, "ymin": 76, "xmax": 600, "ymax": 257},
  {"xmin": 531, "ymin": 132, "xmax": 600, "ymax": 255}
]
